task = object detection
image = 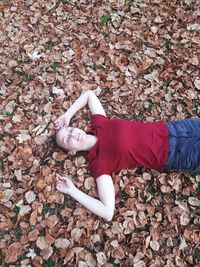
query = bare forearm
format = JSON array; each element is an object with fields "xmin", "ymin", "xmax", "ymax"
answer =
[
  {"xmin": 69, "ymin": 186, "xmax": 113, "ymax": 221},
  {"xmin": 64, "ymin": 90, "xmax": 91, "ymax": 120}
]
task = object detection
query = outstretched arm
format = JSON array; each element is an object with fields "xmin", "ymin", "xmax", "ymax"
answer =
[
  {"xmin": 56, "ymin": 174, "xmax": 115, "ymax": 221},
  {"xmin": 54, "ymin": 90, "xmax": 106, "ymax": 129}
]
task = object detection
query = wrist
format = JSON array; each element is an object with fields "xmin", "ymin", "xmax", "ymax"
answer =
[
  {"xmin": 68, "ymin": 184, "xmax": 76, "ymax": 197},
  {"xmin": 63, "ymin": 111, "xmax": 72, "ymax": 121}
]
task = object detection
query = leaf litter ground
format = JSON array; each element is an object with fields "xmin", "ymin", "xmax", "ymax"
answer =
[{"xmin": 0, "ymin": 0, "xmax": 200, "ymax": 266}]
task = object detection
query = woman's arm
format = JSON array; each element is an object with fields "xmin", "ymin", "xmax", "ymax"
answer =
[
  {"xmin": 54, "ymin": 90, "xmax": 106, "ymax": 129},
  {"xmin": 56, "ymin": 174, "xmax": 115, "ymax": 221}
]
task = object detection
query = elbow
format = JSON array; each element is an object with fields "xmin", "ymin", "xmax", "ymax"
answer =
[
  {"xmin": 86, "ymin": 89, "xmax": 92, "ymax": 95},
  {"xmin": 104, "ymin": 210, "xmax": 114, "ymax": 222}
]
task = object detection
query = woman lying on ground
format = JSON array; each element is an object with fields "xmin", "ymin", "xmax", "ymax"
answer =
[{"xmin": 54, "ymin": 90, "xmax": 200, "ymax": 221}]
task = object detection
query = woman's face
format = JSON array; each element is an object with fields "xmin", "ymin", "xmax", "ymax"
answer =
[{"xmin": 56, "ymin": 126, "xmax": 87, "ymax": 154}]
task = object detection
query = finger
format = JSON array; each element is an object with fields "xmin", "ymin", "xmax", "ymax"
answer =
[
  {"xmin": 59, "ymin": 176, "xmax": 68, "ymax": 181},
  {"xmin": 56, "ymin": 174, "xmax": 62, "ymax": 180},
  {"xmin": 55, "ymin": 125, "xmax": 60, "ymax": 130},
  {"xmin": 56, "ymin": 184, "xmax": 62, "ymax": 191},
  {"xmin": 56, "ymin": 181, "xmax": 61, "ymax": 186}
]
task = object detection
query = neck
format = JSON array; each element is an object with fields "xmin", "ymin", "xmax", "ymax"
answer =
[{"xmin": 84, "ymin": 134, "xmax": 97, "ymax": 151}]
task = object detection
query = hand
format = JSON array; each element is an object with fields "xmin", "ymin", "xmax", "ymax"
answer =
[
  {"xmin": 54, "ymin": 114, "xmax": 71, "ymax": 129},
  {"xmin": 55, "ymin": 174, "xmax": 75, "ymax": 195}
]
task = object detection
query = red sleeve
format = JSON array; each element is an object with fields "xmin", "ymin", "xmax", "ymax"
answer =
[{"xmin": 89, "ymin": 159, "xmax": 113, "ymax": 179}]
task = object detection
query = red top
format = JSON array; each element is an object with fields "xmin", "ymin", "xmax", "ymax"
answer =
[{"xmin": 86, "ymin": 115, "xmax": 169, "ymax": 179}]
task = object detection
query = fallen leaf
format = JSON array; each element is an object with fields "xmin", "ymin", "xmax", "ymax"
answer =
[
  {"xmin": 25, "ymin": 190, "xmax": 36, "ymax": 204},
  {"xmin": 1, "ymin": 189, "xmax": 14, "ymax": 203},
  {"xmin": 188, "ymin": 197, "xmax": 200, "ymax": 206},
  {"xmin": 194, "ymin": 76, "xmax": 200, "ymax": 90},
  {"xmin": 54, "ymin": 238, "xmax": 70, "ymax": 249},
  {"xmin": 96, "ymin": 252, "xmax": 107, "ymax": 265},
  {"xmin": 36, "ymin": 236, "xmax": 49, "ymax": 250},
  {"xmin": 26, "ymin": 248, "xmax": 37, "ymax": 260},
  {"xmin": 16, "ymin": 133, "xmax": 31, "ymax": 143},
  {"xmin": 5, "ymin": 242, "xmax": 24, "ymax": 263},
  {"xmin": 40, "ymin": 246, "xmax": 53, "ymax": 260},
  {"xmin": 150, "ymin": 240, "xmax": 160, "ymax": 251}
]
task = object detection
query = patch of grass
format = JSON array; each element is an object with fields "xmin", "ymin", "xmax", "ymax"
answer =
[
  {"xmin": 147, "ymin": 185, "xmax": 157, "ymax": 196},
  {"xmin": 112, "ymin": 111, "xmax": 129, "ymax": 119},
  {"xmin": 44, "ymin": 259, "xmax": 56, "ymax": 267},
  {"xmin": 112, "ymin": 263, "xmax": 120, "ymax": 267},
  {"xmin": 0, "ymin": 231, "xmax": 5, "ymax": 239},
  {"xmin": 6, "ymin": 112, "xmax": 12, "ymax": 117},
  {"xmin": 197, "ymin": 183, "xmax": 200, "ymax": 192},
  {"xmin": 51, "ymin": 62, "xmax": 60, "ymax": 69},
  {"xmin": 194, "ymin": 248, "xmax": 200, "ymax": 262},
  {"xmin": 20, "ymin": 253, "xmax": 28, "ymax": 261},
  {"xmin": 190, "ymin": 192, "xmax": 197, "ymax": 197},
  {"xmin": 101, "ymin": 14, "xmax": 110, "ymax": 24},
  {"xmin": 164, "ymin": 38, "xmax": 172, "ymax": 51},
  {"xmin": 45, "ymin": 41, "xmax": 54, "ymax": 51},
  {"xmin": 64, "ymin": 195, "xmax": 77, "ymax": 209},
  {"xmin": 11, "ymin": 206, "xmax": 20, "ymax": 222},
  {"xmin": 11, "ymin": 67, "xmax": 34, "ymax": 83},
  {"xmin": 183, "ymin": 175, "xmax": 190, "ymax": 184},
  {"xmin": 133, "ymin": 224, "xmax": 150, "ymax": 233},
  {"xmin": 147, "ymin": 65, "xmax": 159, "ymax": 73},
  {"xmin": 5, "ymin": 79, "xmax": 13, "ymax": 85},
  {"xmin": 15, "ymin": 228, "xmax": 22, "ymax": 239},
  {"xmin": 41, "ymin": 203, "xmax": 55, "ymax": 217},
  {"xmin": 12, "ymin": 206, "xmax": 20, "ymax": 215},
  {"xmin": 56, "ymin": 0, "xmax": 68, "ymax": 6},
  {"xmin": 0, "ymin": 160, "xmax": 4, "ymax": 172},
  {"xmin": 23, "ymin": 167, "xmax": 31, "ymax": 175},
  {"xmin": 148, "ymin": 101, "xmax": 154, "ymax": 108}
]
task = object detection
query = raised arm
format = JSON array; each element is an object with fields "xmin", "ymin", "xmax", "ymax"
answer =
[
  {"xmin": 54, "ymin": 90, "xmax": 106, "ymax": 129},
  {"xmin": 56, "ymin": 174, "xmax": 115, "ymax": 221}
]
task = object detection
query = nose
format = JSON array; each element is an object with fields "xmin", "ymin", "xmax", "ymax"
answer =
[
  {"xmin": 68, "ymin": 132, "xmax": 77, "ymax": 140},
  {"xmin": 68, "ymin": 133, "xmax": 74, "ymax": 138}
]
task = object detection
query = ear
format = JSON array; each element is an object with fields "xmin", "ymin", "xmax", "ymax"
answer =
[{"xmin": 68, "ymin": 150, "xmax": 76, "ymax": 156}]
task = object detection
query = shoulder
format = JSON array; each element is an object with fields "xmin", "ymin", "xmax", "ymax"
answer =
[{"xmin": 91, "ymin": 114, "xmax": 109, "ymax": 126}]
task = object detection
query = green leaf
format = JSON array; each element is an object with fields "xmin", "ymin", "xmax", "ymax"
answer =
[
  {"xmin": 12, "ymin": 206, "xmax": 20, "ymax": 215},
  {"xmin": 101, "ymin": 15, "xmax": 110, "ymax": 24},
  {"xmin": 15, "ymin": 229, "xmax": 22, "ymax": 239},
  {"xmin": 0, "ymin": 231, "xmax": 5, "ymax": 239},
  {"xmin": 147, "ymin": 185, "xmax": 157, "ymax": 196},
  {"xmin": 41, "ymin": 203, "xmax": 55, "ymax": 217},
  {"xmin": 51, "ymin": 62, "xmax": 60, "ymax": 69},
  {"xmin": 164, "ymin": 38, "xmax": 172, "ymax": 50},
  {"xmin": 44, "ymin": 259, "xmax": 56, "ymax": 267},
  {"xmin": 194, "ymin": 249, "xmax": 200, "ymax": 262}
]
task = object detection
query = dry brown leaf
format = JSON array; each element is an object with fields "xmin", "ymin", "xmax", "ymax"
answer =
[
  {"xmin": 96, "ymin": 252, "xmax": 107, "ymax": 265},
  {"xmin": 1, "ymin": 189, "xmax": 14, "ymax": 202},
  {"xmin": 85, "ymin": 253, "xmax": 97, "ymax": 267},
  {"xmin": 188, "ymin": 197, "xmax": 200, "ymax": 207},
  {"xmin": 84, "ymin": 177, "xmax": 95, "ymax": 190},
  {"xmin": 112, "ymin": 247, "xmax": 125, "ymax": 259},
  {"xmin": 28, "ymin": 229, "xmax": 39, "ymax": 242},
  {"xmin": 36, "ymin": 180, "xmax": 47, "ymax": 191},
  {"xmin": 150, "ymin": 240, "xmax": 160, "ymax": 251},
  {"xmin": 25, "ymin": 190, "xmax": 36, "ymax": 204},
  {"xmin": 36, "ymin": 236, "xmax": 49, "ymax": 250},
  {"xmin": 40, "ymin": 246, "xmax": 53, "ymax": 260},
  {"xmin": 111, "ymin": 221, "xmax": 123, "ymax": 235},
  {"xmin": 54, "ymin": 238, "xmax": 70, "ymax": 249},
  {"xmin": 5, "ymin": 242, "xmax": 24, "ymax": 263}
]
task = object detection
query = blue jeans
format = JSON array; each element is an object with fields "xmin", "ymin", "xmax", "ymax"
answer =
[{"xmin": 164, "ymin": 118, "xmax": 200, "ymax": 173}]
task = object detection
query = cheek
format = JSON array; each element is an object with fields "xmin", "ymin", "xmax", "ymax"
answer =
[{"xmin": 68, "ymin": 139, "xmax": 77, "ymax": 148}]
